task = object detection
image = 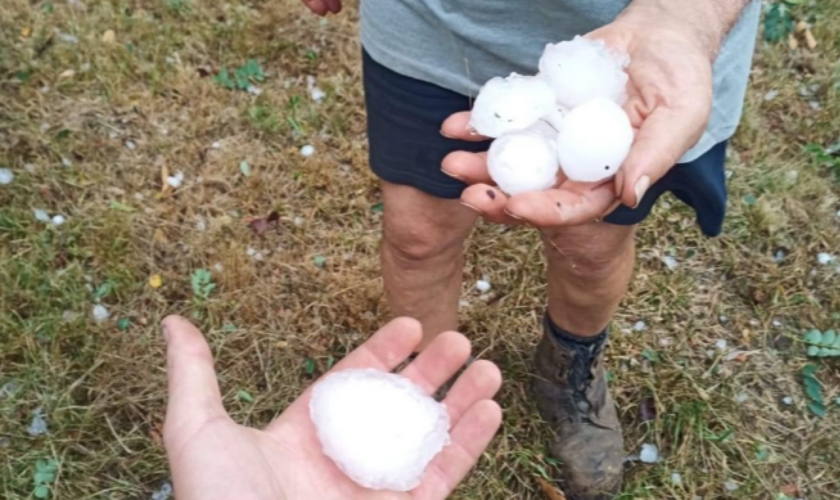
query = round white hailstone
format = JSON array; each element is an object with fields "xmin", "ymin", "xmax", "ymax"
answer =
[
  {"xmin": 33, "ymin": 209, "xmax": 51, "ymax": 222},
  {"xmin": 301, "ymin": 144, "xmax": 315, "ymax": 157},
  {"xmin": 639, "ymin": 443, "xmax": 660, "ymax": 463},
  {"xmin": 310, "ymin": 368, "xmax": 450, "ymax": 491},
  {"xmin": 469, "ymin": 74, "xmax": 556, "ymax": 138},
  {"xmin": 539, "ymin": 36, "xmax": 630, "ymax": 109},
  {"xmin": 475, "ymin": 279, "xmax": 491, "ymax": 293},
  {"xmin": 92, "ymin": 304, "xmax": 109, "ymax": 323},
  {"xmin": 51, "ymin": 215, "xmax": 66, "ymax": 226},
  {"xmin": 0, "ymin": 168, "xmax": 13, "ymax": 185},
  {"xmin": 488, "ymin": 121, "xmax": 560, "ymax": 196},
  {"xmin": 556, "ymin": 98, "xmax": 633, "ymax": 183}
]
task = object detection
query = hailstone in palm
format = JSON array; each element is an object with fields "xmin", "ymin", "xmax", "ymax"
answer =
[
  {"xmin": 539, "ymin": 36, "xmax": 630, "ymax": 109},
  {"xmin": 309, "ymin": 368, "xmax": 450, "ymax": 492},
  {"xmin": 556, "ymin": 98, "xmax": 633, "ymax": 183},
  {"xmin": 488, "ymin": 121, "xmax": 560, "ymax": 196},
  {"xmin": 469, "ymin": 73, "xmax": 556, "ymax": 138}
]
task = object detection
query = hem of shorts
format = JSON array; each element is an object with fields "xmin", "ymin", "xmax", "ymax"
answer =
[{"xmin": 370, "ymin": 160, "xmax": 466, "ymax": 199}]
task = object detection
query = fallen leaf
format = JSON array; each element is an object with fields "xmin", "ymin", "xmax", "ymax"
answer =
[
  {"xmin": 149, "ymin": 421, "xmax": 164, "ymax": 446},
  {"xmin": 149, "ymin": 274, "xmax": 163, "ymax": 288},
  {"xmin": 795, "ymin": 20, "xmax": 809, "ymax": 33},
  {"xmin": 153, "ymin": 228, "xmax": 167, "ymax": 244},
  {"xmin": 160, "ymin": 162, "xmax": 170, "ymax": 193},
  {"xmin": 247, "ymin": 210, "xmax": 280, "ymax": 235},
  {"xmin": 788, "ymin": 33, "xmax": 798, "ymax": 50},
  {"xmin": 779, "ymin": 484, "xmax": 799, "ymax": 496},
  {"xmin": 109, "ymin": 200, "xmax": 135, "ymax": 212},
  {"xmin": 536, "ymin": 477, "xmax": 567, "ymax": 500},
  {"xmin": 275, "ymin": 340, "xmax": 289, "ymax": 349},
  {"xmin": 102, "ymin": 29, "xmax": 116, "ymax": 43},
  {"xmin": 640, "ymin": 396, "xmax": 657, "ymax": 422},
  {"xmin": 21, "ymin": 26, "xmax": 31, "ymax": 37},
  {"xmin": 805, "ymin": 28, "xmax": 817, "ymax": 49},
  {"xmin": 59, "ymin": 69, "xmax": 75, "ymax": 79}
]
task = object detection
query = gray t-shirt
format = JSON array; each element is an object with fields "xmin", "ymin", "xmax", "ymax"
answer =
[{"xmin": 360, "ymin": 0, "xmax": 761, "ymax": 163}]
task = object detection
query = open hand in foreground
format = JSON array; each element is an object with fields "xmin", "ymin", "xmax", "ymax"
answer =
[
  {"xmin": 441, "ymin": 6, "xmax": 715, "ymax": 227},
  {"xmin": 161, "ymin": 315, "xmax": 503, "ymax": 500}
]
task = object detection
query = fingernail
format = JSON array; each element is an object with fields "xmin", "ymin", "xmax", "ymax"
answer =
[
  {"xmin": 504, "ymin": 209, "xmax": 524, "ymax": 221},
  {"xmin": 161, "ymin": 324, "xmax": 171, "ymax": 344},
  {"xmin": 633, "ymin": 176, "xmax": 650, "ymax": 209},
  {"xmin": 602, "ymin": 199, "xmax": 622, "ymax": 217},
  {"xmin": 441, "ymin": 169, "xmax": 464, "ymax": 180},
  {"xmin": 460, "ymin": 201, "xmax": 483, "ymax": 214},
  {"xmin": 440, "ymin": 129, "xmax": 456, "ymax": 139}
]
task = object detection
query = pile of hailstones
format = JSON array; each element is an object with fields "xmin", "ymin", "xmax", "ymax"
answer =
[{"xmin": 472, "ymin": 36, "xmax": 634, "ymax": 195}]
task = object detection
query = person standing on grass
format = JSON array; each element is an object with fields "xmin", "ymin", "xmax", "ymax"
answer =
[{"xmin": 303, "ymin": 0, "xmax": 761, "ymax": 498}]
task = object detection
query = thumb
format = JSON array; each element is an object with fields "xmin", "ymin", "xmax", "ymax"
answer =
[
  {"xmin": 616, "ymin": 103, "xmax": 707, "ymax": 208},
  {"xmin": 162, "ymin": 315, "xmax": 227, "ymax": 434}
]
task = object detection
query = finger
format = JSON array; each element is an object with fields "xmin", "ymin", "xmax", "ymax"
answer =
[
  {"xmin": 506, "ymin": 181, "xmax": 616, "ymax": 226},
  {"xmin": 398, "ymin": 331, "xmax": 471, "ymax": 395},
  {"xmin": 461, "ymin": 184, "xmax": 520, "ymax": 225},
  {"xmin": 618, "ymin": 104, "xmax": 707, "ymax": 208},
  {"xmin": 302, "ymin": 0, "xmax": 328, "ymax": 15},
  {"xmin": 161, "ymin": 315, "xmax": 226, "ymax": 428},
  {"xmin": 323, "ymin": 0, "xmax": 342, "ymax": 13},
  {"xmin": 441, "ymin": 112, "xmax": 490, "ymax": 142},
  {"xmin": 441, "ymin": 360, "xmax": 502, "ymax": 426},
  {"xmin": 268, "ymin": 317, "xmax": 423, "ymax": 425},
  {"xmin": 441, "ymin": 151, "xmax": 492, "ymax": 185},
  {"xmin": 411, "ymin": 400, "xmax": 503, "ymax": 500}
]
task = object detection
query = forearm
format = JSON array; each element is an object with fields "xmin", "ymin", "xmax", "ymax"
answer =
[{"xmin": 620, "ymin": 0, "xmax": 753, "ymax": 58}]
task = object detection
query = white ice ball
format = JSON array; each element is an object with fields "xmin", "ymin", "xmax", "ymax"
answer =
[
  {"xmin": 556, "ymin": 98, "xmax": 634, "ymax": 183},
  {"xmin": 488, "ymin": 121, "xmax": 560, "ymax": 196},
  {"xmin": 539, "ymin": 36, "xmax": 630, "ymax": 109},
  {"xmin": 469, "ymin": 73, "xmax": 557, "ymax": 138},
  {"xmin": 309, "ymin": 368, "xmax": 450, "ymax": 492}
]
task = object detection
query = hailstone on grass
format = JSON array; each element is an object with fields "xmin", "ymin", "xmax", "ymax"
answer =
[
  {"xmin": 488, "ymin": 121, "xmax": 560, "ymax": 196},
  {"xmin": 469, "ymin": 74, "xmax": 556, "ymax": 138},
  {"xmin": 556, "ymin": 98, "xmax": 633, "ymax": 183},
  {"xmin": 309, "ymin": 368, "xmax": 450, "ymax": 492},
  {"xmin": 539, "ymin": 36, "xmax": 630, "ymax": 109}
]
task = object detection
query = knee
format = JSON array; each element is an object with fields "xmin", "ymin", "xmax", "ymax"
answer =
[
  {"xmin": 564, "ymin": 250, "xmax": 624, "ymax": 282},
  {"xmin": 545, "ymin": 226, "xmax": 635, "ymax": 282},
  {"xmin": 383, "ymin": 222, "xmax": 462, "ymax": 264}
]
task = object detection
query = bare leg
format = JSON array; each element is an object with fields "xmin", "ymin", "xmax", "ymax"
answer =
[
  {"xmin": 541, "ymin": 222, "xmax": 637, "ymax": 336},
  {"xmin": 380, "ymin": 181, "xmax": 478, "ymax": 349}
]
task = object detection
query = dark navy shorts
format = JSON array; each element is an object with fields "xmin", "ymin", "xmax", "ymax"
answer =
[{"xmin": 362, "ymin": 50, "xmax": 729, "ymax": 237}]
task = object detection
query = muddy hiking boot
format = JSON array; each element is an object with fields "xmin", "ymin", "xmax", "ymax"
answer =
[{"xmin": 532, "ymin": 317, "xmax": 624, "ymax": 500}]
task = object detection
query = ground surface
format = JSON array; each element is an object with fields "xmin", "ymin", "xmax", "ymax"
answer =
[{"xmin": 1, "ymin": 1, "xmax": 840, "ymax": 499}]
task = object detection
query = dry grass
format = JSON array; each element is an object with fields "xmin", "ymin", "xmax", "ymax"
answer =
[{"xmin": 1, "ymin": 0, "xmax": 839, "ymax": 498}]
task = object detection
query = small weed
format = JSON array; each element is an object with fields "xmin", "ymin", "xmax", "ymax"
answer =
[
  {"xmin": 215, "ymin": 59, "xmax": 265, "ymax": 91},
  {"xmin": 763, "ymin": 1, "xmax": 796, "ymax": 43},
  {"xmin": 190, "ymin": 269, "xmax": 215, "ymax": 317},
  {"xmin": 802, "ymin": 365, "xmax": 827, "ymax": 417},
  {"xmin": 804, "ymin": 142, "xmax": 840, "ymax": 183},
  {"xmin": 803, "ymin": 329, "xmax": 840, "ymax": 357},
  {"xmin": 32, "ymin": 459, "xmax": 58, "ymax": 499}
]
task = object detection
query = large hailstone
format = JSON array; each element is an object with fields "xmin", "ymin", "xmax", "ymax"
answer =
[
  {"xmin": 309, "ymin": 368, "xmax": 450, "ymax": 492},
  {"xmin": 469, "ymin": 73, "xmax": 556, "ymax": 138},
  {"xmin": 539, "ymin": 36, "xmax": 630, "ymax": 109},
  {"xmin": 488, "ymin": 120, "xmax": 560, "ymax": 196},
  {"xmin": 556, "ymin": 98, "xmax": 633, "ymax": 183}
]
